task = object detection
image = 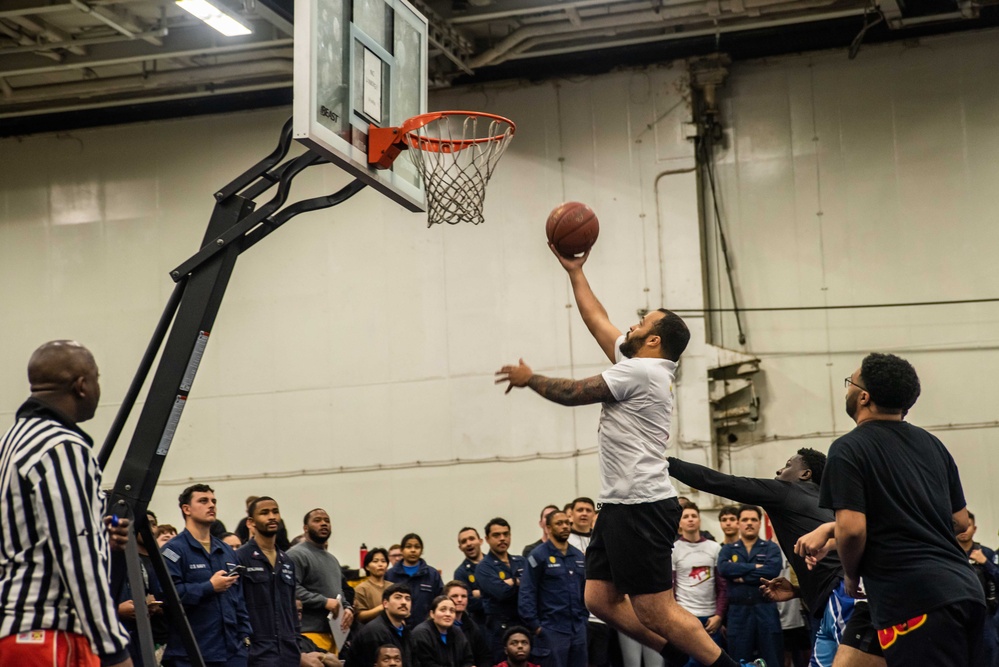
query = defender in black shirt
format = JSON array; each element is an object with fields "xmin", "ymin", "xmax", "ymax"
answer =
[
  {"xmin": 668, "ymin": 450, "xmax": 857, "ymax": 664},
  {"xmin": 668, "ymin": 451, "xmax": 841, "ymax": 619},
  {"xmin": 816, "ymin": 353, "xmax": 984, "ymax": 667}
]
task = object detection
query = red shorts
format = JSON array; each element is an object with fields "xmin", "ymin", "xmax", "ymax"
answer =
[{"xmin": 0, "ymin": 630, "xmax": 100, "ymax": 667}]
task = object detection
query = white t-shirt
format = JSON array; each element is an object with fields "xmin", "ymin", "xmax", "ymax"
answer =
[
  {"xmin": 598, "ymin": 335, "xmax": 678, "ymax": 504},
  {"xmin": 672, "ymin": 538, "xmax": 721, "ymax": 617}
]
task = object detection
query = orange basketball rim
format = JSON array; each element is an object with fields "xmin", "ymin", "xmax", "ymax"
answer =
[{"xmin": 368, "ymin": 111, "xmax": 516, "ymax": 226}]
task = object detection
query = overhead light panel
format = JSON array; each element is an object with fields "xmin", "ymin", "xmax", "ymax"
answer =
[{"xmin": 176, "ymin": 0, "xmax": 252, "ymax": 36}]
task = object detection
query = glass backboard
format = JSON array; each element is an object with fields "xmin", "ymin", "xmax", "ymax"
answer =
[{"xmin": 294, "ymin": 0, "xmax": 428, "ymax": 211}]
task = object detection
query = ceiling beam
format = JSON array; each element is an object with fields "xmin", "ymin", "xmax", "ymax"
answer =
[
  {"xmin": 0, "ymin": 19, "xmax": 64, "ymax": 61},
  {"xmin": 2, "ymin": 58, "xmax": 292, "ymax": 104},
  {"xmin": 0, "ymin": 28, "xmax": 169, "ymax": 56},
  {"xmin": 245, "ymin": 0, "xmax": 293, "ymax": 35},
  {"xmin": 7, "ymin": 15, "xmax": 88, "ymax": 55},
  {"xmin": 69, "ymin": 0, "xmax": 166, "ymax": 45},
  {"xmin": 0, "ymin": 80, "xmax": 289, "ymax": 119},
  {"xmin": 0, "ymin": 0, "xmax": 152, "ymax": 20},
  {"xmin": 503, "ymin": 6, "xmax": 866, "ymax": 61},
  {"xmin": 0, "ymin": 26, "xmax": 290, "ymax": 79},
  {"xmin": 448, "ymin": 0, "xmax": 641, "ymax": 24}
]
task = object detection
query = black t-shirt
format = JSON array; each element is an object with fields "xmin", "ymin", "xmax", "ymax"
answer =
[
  {"xmin": 667, "ymin": 457, "xmax": 842, "ymax": 619},
  {"xmin": 819, "ymin": 420, "xmax": 984, "ymax": 627}
]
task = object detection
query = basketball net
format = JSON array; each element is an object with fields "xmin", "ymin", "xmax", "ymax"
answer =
[{"xmin": 404, "ymin": 112, "xmax": 515, "ymax": 226}]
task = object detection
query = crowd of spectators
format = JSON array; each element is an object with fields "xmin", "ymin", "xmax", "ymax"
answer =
[
  {"xmin": 118, "ymin": 487, "xmax": 853, "ymax": 667},
  {"xmin": 5, "ymin": 340, "xmax": 990, "ymax": 667},
  {"xmin": 120, "ymin": 480, "xmax": 999, "ymax": 667}
]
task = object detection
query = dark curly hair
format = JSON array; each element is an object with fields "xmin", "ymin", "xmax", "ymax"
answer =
[
  {"xmin": 653, "ymin": 309, "xmax": 691, "ymax": 362},
  {"xmin": 796, "ymin": 448, "xmax": 826, "ymax": 486},
  {"xmin": 502, "ymin": 625, "xmax": 533, "ymax": 647},
  {"xmin": 859, "ymin": 353, "xmax": 920, "ymax": 414}
]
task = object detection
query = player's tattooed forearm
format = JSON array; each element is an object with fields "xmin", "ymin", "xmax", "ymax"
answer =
[{"xmin": 527, "ymin": 374, "xmax": 615, "ymax": 406}]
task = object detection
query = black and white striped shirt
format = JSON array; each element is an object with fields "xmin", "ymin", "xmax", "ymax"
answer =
[{"xmin": 0, "ymin": 399, "xmax": 130, "ymax": 662}]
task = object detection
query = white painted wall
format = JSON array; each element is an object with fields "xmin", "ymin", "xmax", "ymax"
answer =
[{"xmin": 2, "ymin": 26, "xmax": 998, "ymax": 577}]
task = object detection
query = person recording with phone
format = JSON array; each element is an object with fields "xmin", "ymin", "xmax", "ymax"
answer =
[{"xmin": 161, "ymin": 484, "xmax": 252, "ymax": 667}]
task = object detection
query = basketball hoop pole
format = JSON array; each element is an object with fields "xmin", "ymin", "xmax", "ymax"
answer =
[{"xmin": 98, "ymin": 117, "xmax": 367, "ymax": 667}]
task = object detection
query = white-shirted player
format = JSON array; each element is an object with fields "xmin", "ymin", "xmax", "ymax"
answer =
[{"xmin": 497, "ymin": 246, "xmax": 764, "ymax": 667}]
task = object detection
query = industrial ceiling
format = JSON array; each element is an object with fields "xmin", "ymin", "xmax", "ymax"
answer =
[{"xmin": 1, "ymin": 0, "xmax": 997, "ymax": 136}]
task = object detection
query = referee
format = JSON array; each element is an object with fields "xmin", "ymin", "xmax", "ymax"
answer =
[{"xmin": 0, "ymin": 340, "xmax": 133, "ymax": 667}]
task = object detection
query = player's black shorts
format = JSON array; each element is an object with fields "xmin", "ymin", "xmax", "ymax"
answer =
[
  {"xmin": 840, "ymin": 601, "xmax": 883, "ymax": 655},
  {"xmin": 782, "ymin": 625, "xmax": 811, "ymax": 652},
  {"xmin": 585, "ymin": 498, "xmax": 682, "ymax": 596},
  {"xmin": 876, "ymin": 600, "xmax": 985, "ymax": 667}
]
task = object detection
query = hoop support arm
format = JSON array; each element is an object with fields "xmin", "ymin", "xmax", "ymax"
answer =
[
  {"xmin": 104, "ymin": 120, "xmax": 362, "ymax": 667},
  {"xmin": 214, "ymin": 117, "xmax": 295, "ymax": 202},
  {"xmin": 169, "ymin": 151, "xmax": 323, "ymax": 281},
  {"xmin": 241, "ymin": 179, "xmax": 368, "ymax": 253}
]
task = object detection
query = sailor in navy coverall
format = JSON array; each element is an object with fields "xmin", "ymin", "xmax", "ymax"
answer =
[
  {"xmin": 162, "ymin": 528, "xmax": 253, "ymax": 667},
  {"xmin": 237, "ymin": 537, "xmax": 300, "ymax": 666},
  {"xmin": 716, "ymin": 508, "xmax": 783, "ymax": 667},
  {"xmin": 476, "ymin": 521, "xmax": 527, "ymax": 664},
  {"xmin": 518, "ymin": 511, "xmax": 588, "ymax": 667}
]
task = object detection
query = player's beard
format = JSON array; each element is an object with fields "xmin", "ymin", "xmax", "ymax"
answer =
[{"xmin": 619, "ymin": 332, "xmax": 647, "ymax": 359}]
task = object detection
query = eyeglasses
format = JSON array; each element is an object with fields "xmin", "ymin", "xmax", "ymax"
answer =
[{"xmin": 844, "ymin": 377, "xmax": 866, "ymax": 391}]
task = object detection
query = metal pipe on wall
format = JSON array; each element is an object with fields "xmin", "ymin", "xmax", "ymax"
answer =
[{"xmin": 470, "ymin": 0, "xmax": 860, "ymax": 67}]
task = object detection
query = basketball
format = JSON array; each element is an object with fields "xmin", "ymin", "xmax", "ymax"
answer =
[{"xmin": 546, "ymin": 202, "xmax": 600, "ymax": 257}]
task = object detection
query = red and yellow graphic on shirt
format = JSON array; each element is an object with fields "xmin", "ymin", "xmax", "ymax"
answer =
[
  {"xmin": 687, "ymin": 566, "xmax": 712, "ymax": 585},
  {"xmin": 877, "ymin": 614, "xmax": 928, "ymax": 649}
]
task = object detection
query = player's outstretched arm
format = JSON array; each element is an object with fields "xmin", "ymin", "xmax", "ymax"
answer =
[
  {"xmin": 549, "ymin": 244, "xmax": 622, "ymax": 362},
  {"xmin": 666, "ymin": 457, "xmax": 790, "ymax": 507},
  {"xmin": 496, "ymin": 360, "xmax": 615, "ymax": 406}
]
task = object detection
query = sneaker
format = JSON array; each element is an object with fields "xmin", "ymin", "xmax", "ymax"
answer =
[{"xmin": 741, "ymin": 661, "xmax": 767, "ymax": 667}]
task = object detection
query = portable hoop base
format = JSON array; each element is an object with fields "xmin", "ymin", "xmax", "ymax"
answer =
[{"xmin": 368, "ymin": 111, "xmax": 516, "ymax": 226}]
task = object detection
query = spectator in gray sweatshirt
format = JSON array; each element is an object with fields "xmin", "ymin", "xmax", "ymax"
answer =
[{"xmin": 288, "ymin": 508, "xmax": 355, "ymax": 653}]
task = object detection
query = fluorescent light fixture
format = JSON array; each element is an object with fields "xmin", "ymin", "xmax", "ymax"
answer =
[{"xmin": 176, "ymin": 0, "xmax": 252, "ymax": 36}]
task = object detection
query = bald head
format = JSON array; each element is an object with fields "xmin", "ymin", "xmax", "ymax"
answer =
[
  {"xmin": 28, "ymin": 340, "xmax": 100, "ymax": 423},
  {"xmin": 29, "ymin": 341, "xmax": 94, "ymax": 389}
]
